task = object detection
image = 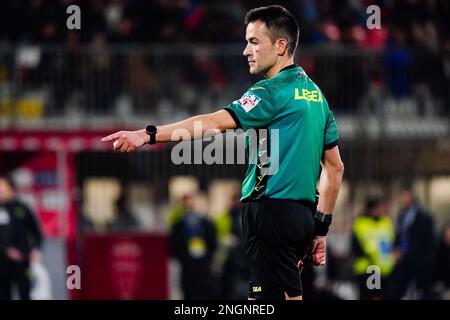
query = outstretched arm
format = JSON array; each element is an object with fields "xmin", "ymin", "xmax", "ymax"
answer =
[{"xmin": 102, "ymin": 110, "xmax": 237, "ymax": 152}]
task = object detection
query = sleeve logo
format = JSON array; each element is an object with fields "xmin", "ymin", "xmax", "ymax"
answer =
[{"xmin": 235, "ymin": 92, "xmax": 261, "ymax": 113}]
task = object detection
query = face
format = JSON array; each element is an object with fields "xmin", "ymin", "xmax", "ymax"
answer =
[
  {"xmin": 370, "ymin": 203, "xmax": 383, "ymax": 218},
  {"xmin": 399, "ymin": 190, "xmax": 413, "ymax": 208},
  {"xmin": 182, "ymin": 194, "xmax": 196, "ymax": 211},
  {"xmin": 0, "ymin": 178, "xmax": 15, "ymax": 203},
  {"xmin": 444, "ymin": 226, "xmax": 450, "ymax": 246},
  {"xmin": 243, "ymin": 20, "xmax": 279, "ymax": 75}
]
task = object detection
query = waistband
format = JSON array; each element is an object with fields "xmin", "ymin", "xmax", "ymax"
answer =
[{"xmin": 241, "ymin": 197, "xmax": 317, "ymax": 212}]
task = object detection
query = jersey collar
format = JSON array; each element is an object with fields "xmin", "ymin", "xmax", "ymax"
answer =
[
  {"xmin": 275, "ymin": 64, "xmax": 304, "ymax": 79},
  {"xmin": 279, "ymin": 64, "xmax": 298, "ymax": 72},
  {"xmin": 264, "ymin": 64, "xmax": 303, "ymax": 79}
]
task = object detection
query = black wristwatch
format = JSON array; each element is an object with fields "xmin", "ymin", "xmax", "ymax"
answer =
[
  {"xmin": 313, "ymin": 210, "xmax": 333, "ymax": 236},
  {"xmin": 314, "ymin": 211, "xmax": 333, "ymax": 225},
  {"xmin": 145, "ymin": 125, "xmax": 158, "ymax": 145}
]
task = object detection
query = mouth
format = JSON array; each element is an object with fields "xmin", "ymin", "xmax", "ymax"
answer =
[{"xmin": 248, "ymin": 61, "xmax": 255, "ymax": 65}]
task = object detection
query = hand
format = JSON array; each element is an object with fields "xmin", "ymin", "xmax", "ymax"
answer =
[
  {"xmin": 393, "ymin": 248, "xmax": 402, "ymax": 263},
  {"xmin": 299, "ymin": 236, "xmax": 327, "ymax": 268},
  {"xmin": 6, "ymin": 247, "xmax": 24, "ymax": 262},
  {"xmin": 101, "ymin": 129, "xmax": 149, "ymax": 152},
  {"xmin": 29, "ymin": 249, "xmax": 42, "ymax": 262}
]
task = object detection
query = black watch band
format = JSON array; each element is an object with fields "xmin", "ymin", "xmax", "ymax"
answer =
[
  {"xmin": 313, "ymin": 211, "xmax": 332, "ymax": 236},
  {"xmin": 145, "ymin": 125, "xmax": 157, "ymax": 145},
  {"xmin": 314, "ymin": 211, "xmax": 332, "ymax": 225}
]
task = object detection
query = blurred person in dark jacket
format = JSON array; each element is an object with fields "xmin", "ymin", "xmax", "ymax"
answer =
[
  {"xmin": 432, "ymin": 221, "xmax": 450, "ymax": 300},
  {"xmin": 389, "ymin": 184, "xmax": 435, "ymax": 300},
  {"xmin": 0, "ymin": 175, "xmax": 43, "ymax": 300},
  {"xmin": 169, "ymin": 193, "xmax": 217, "ymax": 300},
  {"xmin": 109, "ymin": 192, "xmax": 138, "ymax": 232}
]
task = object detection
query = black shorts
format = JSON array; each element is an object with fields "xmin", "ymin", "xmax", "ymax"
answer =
[{"xmin": 241, "ymin": 198, "xmax": 314, "ymax": 299}]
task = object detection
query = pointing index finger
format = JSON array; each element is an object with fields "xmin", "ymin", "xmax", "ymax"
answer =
[{"xmin": 101, "ymin": 132, "xmax": 121, "ymax": 142}]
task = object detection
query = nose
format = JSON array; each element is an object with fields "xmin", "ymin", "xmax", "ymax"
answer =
[{"xmin": 243, "ymin": 43, "xmax": 250, "ymax": 57}]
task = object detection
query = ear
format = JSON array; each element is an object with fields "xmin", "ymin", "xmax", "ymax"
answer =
[{"xmin": 276, "ymin": 38, "xmax": 288, "ymax": 56}]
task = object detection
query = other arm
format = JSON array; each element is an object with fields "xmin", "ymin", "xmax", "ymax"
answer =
[
  {"xmin": 317, "ymin": 145, "xmax": 345, "ymax": 214},
  {"xmin": 305, "ymin": 146, "xmax": 344, "ymax": 266}
]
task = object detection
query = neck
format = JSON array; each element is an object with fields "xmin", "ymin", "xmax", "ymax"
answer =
[{"xmin": 265, "ymin": 56, "xmax": 295, "ymax": 78}]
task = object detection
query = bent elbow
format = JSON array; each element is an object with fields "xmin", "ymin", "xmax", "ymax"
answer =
[
  {"xmin": 337, "ymin": 161, "xmax": 345, "ymax": 180},
  {"xmin": 338, "ymin": 161, "xmax": 345, "ymax": 174},
  {"xmin": 327, "ymin": 161, "xmax": 344, "ymax": 179}
]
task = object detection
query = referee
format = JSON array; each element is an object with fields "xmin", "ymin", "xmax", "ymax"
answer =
[{"xmin": 103, "ymin": 5, "xmax": 344, "ymax": 300}]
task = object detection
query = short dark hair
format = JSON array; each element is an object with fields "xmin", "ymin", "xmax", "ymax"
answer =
[
  {"xmin": 245, "ymin": 5, "xmax": 299, "ymax": 56},
  {"xmin": 365, "ymin": 197, "xmax": 382, "ymax": 212},
  {"xmin": 0, "ymin": 174, "xmax": 16, "ymax": 191},
  {"xmin": 400, "ymin": 180, "xmax": 415, "ymax": 193}
]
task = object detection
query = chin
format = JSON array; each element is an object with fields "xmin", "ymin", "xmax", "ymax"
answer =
[{"xmin": 249, "ymin": 67, "xmax": 259, "ymax": 75}]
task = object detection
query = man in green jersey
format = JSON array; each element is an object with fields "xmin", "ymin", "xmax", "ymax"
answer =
[{"xmin": 102, "ymin": 5, "xmax": 344, "ymax": 300}]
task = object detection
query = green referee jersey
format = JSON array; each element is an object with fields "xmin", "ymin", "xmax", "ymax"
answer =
[{"xmin": 224, "ymin": 64, "xmax": 339, "ymax": 203}]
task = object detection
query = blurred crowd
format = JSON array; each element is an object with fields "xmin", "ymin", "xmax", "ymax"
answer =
[
  {"xmin": 0, "ymin": 0, "xmax": 449, "ymax": 120},
  {"xmin": 1, "ymin": 0, "xmax": 449, "ymax": 50}
]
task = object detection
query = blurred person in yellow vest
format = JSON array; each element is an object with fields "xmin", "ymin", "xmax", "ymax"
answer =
[{"xmin": 351, "ymin": 197, "xmax": 395, "ymax": 300}]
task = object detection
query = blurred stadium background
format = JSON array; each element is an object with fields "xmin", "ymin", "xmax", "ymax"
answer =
[{"xmin": 0, "ymin": 0, "xmax": 449, "ymax": 300}]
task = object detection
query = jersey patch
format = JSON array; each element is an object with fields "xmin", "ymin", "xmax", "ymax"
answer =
[{"xmin": 236, "ymin": 92, "xmax": 261, "ymax": 113}]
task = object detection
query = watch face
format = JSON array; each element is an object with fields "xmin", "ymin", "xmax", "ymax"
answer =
[
  {"xmin": 316, "ymin": 211, "xmax": 332, "ymax": 224},
  {"xmin": 146, "ymin": 125, "xmax": 157, "ymax": 133}
]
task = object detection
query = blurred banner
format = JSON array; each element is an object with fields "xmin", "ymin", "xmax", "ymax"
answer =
[{"xmin": 81, "ymin": 234, "xmax": 168, "ymax": 300}]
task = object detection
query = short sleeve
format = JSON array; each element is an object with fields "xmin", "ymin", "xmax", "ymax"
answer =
[
  {"xmin": 324, "ymin": 111, "xmax": 339, "ymax": 150},
  {"xmin": 223, "ymin": 86, "xmax": 276, "ymax": 130}
]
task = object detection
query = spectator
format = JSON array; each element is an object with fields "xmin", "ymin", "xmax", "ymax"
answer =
[
  {"xmin": 389, "ymin": 183, "xmax": 436, "ymax": 300},
  {"xmin": 351, "ymin": 197, "xmax": 395, "ymax": 300},
  {"xmin": 169, "ymin": 193, "xmax": 217, "ymax": 299},
  {"xmin": 109, "ymin": 192, "xmax": 137, "ymax": 232},
  {"xmin": 0, "ymin": 175, "xmax": 43, "ymax": 300},
  {"xmin": 432, "ymin": 221, "xmax": 450, "ymax": 300}
]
